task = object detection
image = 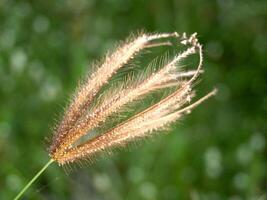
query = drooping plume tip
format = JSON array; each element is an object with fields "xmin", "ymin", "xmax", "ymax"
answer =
[{"xmin": 49, "ymin": 32, "xmax": 215, "ymax": 165}]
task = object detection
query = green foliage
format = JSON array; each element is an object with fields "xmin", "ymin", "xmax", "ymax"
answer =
[{"xmin": 0, "ymin": 0, "xmax": 266, "ymax": 199}]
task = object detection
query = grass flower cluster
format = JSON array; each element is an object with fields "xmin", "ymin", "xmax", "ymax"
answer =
[{"xmin": 14, "ymin": 32, "xmax": 216, "ymax": 200}]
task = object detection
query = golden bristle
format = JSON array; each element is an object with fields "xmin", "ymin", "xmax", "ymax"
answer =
[{"xmin": 49, "ymin": 32, "xmax": 216, "ymax": 165}]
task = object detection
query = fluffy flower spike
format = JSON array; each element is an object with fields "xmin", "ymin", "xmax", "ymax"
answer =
[{"xmin": 49, "ymin": 32, "xmax": 216, "ymax": 165}]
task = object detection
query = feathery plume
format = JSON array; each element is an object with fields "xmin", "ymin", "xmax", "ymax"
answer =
[
  {"xmin": 49, "ymin": 32, "xmax": 216, "ymax": 165},
  {"xmin": 14, "ymin": 32, "xmax": 216, "ymax": 200}
]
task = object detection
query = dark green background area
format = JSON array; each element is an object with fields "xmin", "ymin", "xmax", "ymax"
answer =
[{"xmin": 0, "ymin": 0, "xmax": 266, "ymax": 199}]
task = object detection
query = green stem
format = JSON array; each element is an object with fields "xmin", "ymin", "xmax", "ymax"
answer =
[{"xmin": 14, "ymin": 159, "xmax": 54, "ymax": 200}]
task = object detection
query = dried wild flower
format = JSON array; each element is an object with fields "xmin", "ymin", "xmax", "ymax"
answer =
[
  {"xmin": 14, "ymin": 32, "xmax": 216, "ymax": 200},
  {"xmin": 49, "ymin": 32, "xmax": 216, "ymax": 165}
]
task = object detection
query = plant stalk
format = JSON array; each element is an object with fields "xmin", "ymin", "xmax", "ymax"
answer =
[{"xmin": 14, "ymin": 159, "xmax": 54, "ymax": 200}]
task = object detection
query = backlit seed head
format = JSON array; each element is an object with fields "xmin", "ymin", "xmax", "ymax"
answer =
[{"xmin": 49, "ymin": 32, "xmax": 216, "ymax": 165}]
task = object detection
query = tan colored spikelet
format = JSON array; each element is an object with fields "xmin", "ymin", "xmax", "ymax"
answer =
[{"xmin": 49, "ymin": 32, "xmax": 216, "ymax": 165}]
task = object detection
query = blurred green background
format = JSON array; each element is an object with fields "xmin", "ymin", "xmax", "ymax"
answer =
[{"xmin": 0, "ymin": 0, "xmax": 267, "ymax": 199}]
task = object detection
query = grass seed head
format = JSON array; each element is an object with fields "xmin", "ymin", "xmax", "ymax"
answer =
[{"xmin": 49, "ymin": 32, "xmax": 216, "ymax": 165}]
